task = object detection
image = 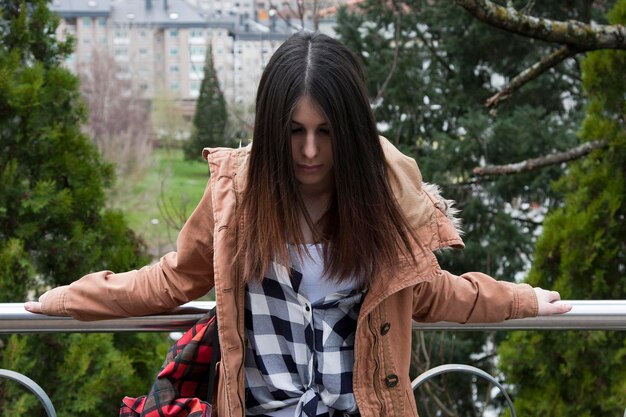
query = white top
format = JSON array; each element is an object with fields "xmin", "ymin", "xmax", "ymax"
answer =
[{"xmin": 297, "ymin": 244, "xmax": 356, "ymax": 303}]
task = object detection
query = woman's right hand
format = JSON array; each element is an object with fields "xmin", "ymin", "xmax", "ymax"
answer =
[{"xmin": 23, "ymin": 286, "xmax": 71, "ymax": 317}]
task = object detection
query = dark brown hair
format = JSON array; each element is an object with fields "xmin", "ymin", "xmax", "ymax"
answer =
[{"xmin": 239, "ymin": 31, "xmax": 417, "ymax": 288}]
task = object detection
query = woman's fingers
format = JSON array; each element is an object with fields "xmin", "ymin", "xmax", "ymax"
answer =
[
  {"xmin": 24, "ymin": 301, "xmax": 43, "ymax": 314},
  {"xmin": 534, "ymin": 287, "xmax": 572, "ymax": 316}
]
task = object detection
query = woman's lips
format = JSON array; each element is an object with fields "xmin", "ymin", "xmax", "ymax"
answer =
[{"xmin": 297, "ymin": 164, "xmax": 322, "ymax": 173}]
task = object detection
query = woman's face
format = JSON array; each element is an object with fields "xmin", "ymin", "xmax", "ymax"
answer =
[{"xmin": 290, "ymin": 96, "xmax": 334, "ymax": 196}]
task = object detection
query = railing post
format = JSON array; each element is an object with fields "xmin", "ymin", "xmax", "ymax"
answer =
[
  {"xmin": 412, "ymin": 364, "xmax": 516, "ymax": 417},
  {"xmin": 0, "ymin": 369, "xmax": 57, "ymax": 417}
]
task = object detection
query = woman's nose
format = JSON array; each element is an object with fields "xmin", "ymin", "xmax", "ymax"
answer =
[{"xmin": 302, "ymin": 132, "xmax": 318, "ymax": 159}]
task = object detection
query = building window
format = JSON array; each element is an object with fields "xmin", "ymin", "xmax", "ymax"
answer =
[
  {"xmin": 115, "ymin": 29, "xmax": 128, "ymax": 38},
  {"xmin": 170, "ymin": 82, "xmax": 180, "ymax": 91},
  {"xmin": 118, "ymin": 64, "xmax": 129, "ymax": 74},
  {"xmin": 170, "ymin": 64, "xmax": 179, "ymax": 73},
  {"xmin": 190, "ymin": 80, "xmax": 201, "ymax": 97},
  {"xmin": 190, "ymin": 28, "xmax": 203, "ymax": 38},
  {"xmin": 170, "ymin": 47, "xmax": 179, "ymax": 56},
  {"xmin": 191, "ymin": 63, "xmax": 204, "ymax": 76},
  {"xmin": 98, "ymin": 17, "xmax": 106, "ymax": 27},
  {"xmin": 140, "ymin": 29, "xmax": 147, "ymax": 37},
  {"xmin": 170, "ymin": 29, "xmax": 178, "ymax": 37},
  {"xmin": 83, "ymin": 17, "xmax": 92, "ymax": 27},
  {"xmin": 114, "ymin": 47, "xmax": 128, "ymax": 58},
  {"xmin": 139, "ymin": 47, "xmax": 148, "ymax": 55},
  {"xmin": 190, "ymin": 46, "xmax": 205, "ymax": 57}
]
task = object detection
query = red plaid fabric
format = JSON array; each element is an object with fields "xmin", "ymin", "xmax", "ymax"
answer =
[{"xmin": 120, "ymin": 308, "xmax": 219, "ymax": 417}]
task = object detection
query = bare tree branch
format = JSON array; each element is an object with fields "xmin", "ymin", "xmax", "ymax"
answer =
[
  {"xmin": 473, "ymin": 140, "xmax": 606, "ymax": 176},
  {"xmin": 485, "ymin": 45, "xmax": 578, "ymax": 108},
  {"xmin": 230, "ymin": 107, "xmax": 255, "ymax": 132},
  {"xmin": 455, "ymin": 0, "xmax": 626, "ymax": 50},
  {"xmin": 297, "ymin": 0, "xmax": 305, "ymax": 29},
  {"xmin": 411, "ymin": 331, "xmax": 457, "ymax": 417},
  {"xmin": 455, "ymin": 0, "xmax": 626, "ymax": 109},
  {"xmin": 373, "ymin": 15, "xmax": 402, "ymax": 105},
  {"xmin": 415, "ymin": 28, "xmax": 456, "ymax": 78}
]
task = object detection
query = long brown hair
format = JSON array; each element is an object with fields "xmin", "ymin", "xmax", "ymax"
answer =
[{"xmin": 238, "ymin": 31, "xmax": 418, "ymax": 288}]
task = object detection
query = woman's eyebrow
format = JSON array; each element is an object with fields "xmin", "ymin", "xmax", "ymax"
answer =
[{"xmin": 290, "ymin": 120, "xmax": 330, "ymax": 127}]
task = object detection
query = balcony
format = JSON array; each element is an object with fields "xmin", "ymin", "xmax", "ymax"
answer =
[{"xmin": 1, "ymin": 300, "xmax": 625, "ymax": 417}]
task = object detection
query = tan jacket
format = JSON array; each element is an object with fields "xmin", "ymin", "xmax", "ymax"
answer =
[{"xmin": 41, "ymin": 137, "xmax": 538, "ymax": 417}]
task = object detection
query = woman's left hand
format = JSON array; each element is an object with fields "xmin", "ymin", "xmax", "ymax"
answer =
[
  {"xmin": 24, "ymin": 301, "xmax": 43, "ymax": 314},
  {"xmin": 534, "ymin": 287, "xmax": 572, "ymax": 316}
]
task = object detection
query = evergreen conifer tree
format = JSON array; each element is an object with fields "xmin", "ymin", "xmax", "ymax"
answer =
[
  {"xmin": 184, "ymin": 45, "xmax": 229, "ymax": 160},
  {"xmin": 498, "ymin": 2, "xmax": 626, "ymax": 414},
  {"xmin": 0, "ymin": 1, "xmax": 169, "ymax": 415}
]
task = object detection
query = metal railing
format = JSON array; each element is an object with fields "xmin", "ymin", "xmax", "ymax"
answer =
[
  {"xmin": 1, "ymin": 300, "xmax": 625, "ymax": 417},
  {"xmin": 1, "ymin": 300, "xmax": 625, "ymax": 333}
]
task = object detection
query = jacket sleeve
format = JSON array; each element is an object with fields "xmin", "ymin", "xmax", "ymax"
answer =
[
  {"xmin": 379, "ymin": 137, "xmax": 538, "ymax": 323},
  {"xmin": 40, "ymin": 180, "xmax": 216, "ymax": 321},
  {"xmin": 412, "ymin": 269, "xmax": 538, "ymax": 323}
]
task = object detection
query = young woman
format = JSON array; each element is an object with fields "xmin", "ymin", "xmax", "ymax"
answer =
[{"xmin": 25, "ymin": 32, "xmax": 571, "ymax": 417}]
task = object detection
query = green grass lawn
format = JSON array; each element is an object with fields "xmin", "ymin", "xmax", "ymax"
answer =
[{"xmin": 107, "ymin": 147, "xmax": 209, "ymax": 258}]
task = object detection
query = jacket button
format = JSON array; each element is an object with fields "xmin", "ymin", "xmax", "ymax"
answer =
[
  {"xmin": 380, "ymin": 322, "xmax": 391, "ymax": 335},
  {"xmin": 385, "ymin": 374, "xmax": 399, "ymax": 388}
]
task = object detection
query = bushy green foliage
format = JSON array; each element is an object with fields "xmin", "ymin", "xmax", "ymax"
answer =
[
  {"xmin": 0, "ymin": 1, "xmax": 170, "ymax": 415},
  {"xmin": 184, "ymin": 45, "xmax": 229, "ymax": 160},
  {"xmin": 1, "ymin": 333, "xmax": 169, "ymax": 417},
  {"xmin": 498, "ymin": 2, "xmax": 626, "ymax": 415}
]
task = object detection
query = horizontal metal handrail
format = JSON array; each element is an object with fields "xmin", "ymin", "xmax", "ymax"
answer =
[{"xmin": 1, "ymin": 300, "xmax": 625, "ymax": 334}]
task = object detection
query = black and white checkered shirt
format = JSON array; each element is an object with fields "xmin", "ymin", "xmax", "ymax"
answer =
[{"xmin": 244, "ymin": 252, "xmax": 364, "ymax": 417}]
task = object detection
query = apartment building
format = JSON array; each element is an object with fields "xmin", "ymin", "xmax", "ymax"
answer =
[
  {"xmin": 50, "ymin": 0, "xmax": 294, "ymax": 109},
  {"xmin": 186, "ymin": 0, "xmax": 254, "ymax": 22}
]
